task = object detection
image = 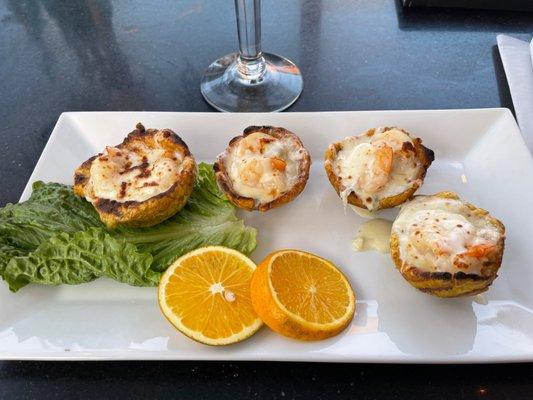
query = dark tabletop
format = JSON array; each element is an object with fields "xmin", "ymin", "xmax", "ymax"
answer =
[{"xmin": 1, "ymin": 0, "xmax": 533, "ymax": 399}]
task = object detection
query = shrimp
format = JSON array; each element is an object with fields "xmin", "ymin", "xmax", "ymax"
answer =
[
  {"xmin": 372, "ymin": 128, "xmax": 410, "ymax": 149},
  {"xmin": 372, "ymin": 129, "xmax": 417, "ymax": 161},
  {"xmin": 236, "ymin": 132, "xmax": 275, "ymax": 156},
  {"xmin": 462, "ymin": 243, "xmax": 497, "ymax": 259},
  {"xmin": 239, "ymin": 157, "xmax": 286, "ymax": 188},
  {"xmin": 270, "ymin": 157, "xmax": 286, "ymax": 172},
  {"xmin": 407, "ymin": 215, "xmax": 474, "ymax": 258},
  {"xmin": 451, "ymin": 242, "xmax": 497, "ymax": 270},
  {"xmin": 239, "ymin": 159, "xmax": 264, "ymax": 186},
  {"xmin": 357, "ymin": 144, "xmax": 393, "ymax": 193},
  {"xmin": 409, "ymin": 230, "xmax": 451, "ymax": 258}
]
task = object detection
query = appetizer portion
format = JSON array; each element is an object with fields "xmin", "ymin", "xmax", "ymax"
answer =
[
  {"xmin": 324, "ymin": 127, "xmax": 434, "ymax": 211},
  {"xmin": 214, "ymin": 126, "xmax": 311, "ymax": 211},
  {"xmin": 74, "ymin": 123, "xmax": 196, "ymax": 228},
  {"xmin": 390, "ymin": 192, "xmax": 506, "ymax": 297},
  {"xmin": 250, "ymin": 249, "xmax": 355, "ymax": 341}
]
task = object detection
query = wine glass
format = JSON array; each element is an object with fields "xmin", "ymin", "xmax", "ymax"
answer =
[{"xmin": 200, "ymin": 0, "xmax": 303, "ymax": 112}]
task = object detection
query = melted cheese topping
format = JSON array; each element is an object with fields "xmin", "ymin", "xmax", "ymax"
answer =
[
  {"xmin": 332, "ymin": 128, "xmax": 423, "ymax": 210},
  {"xmin": 392, "ymin": 196, "xmax": 502, "ymax": 275},
  {"xmin": 88, "ymin": 134, "xmax": 185, "ymax": 203},
  {"xmin": 226, "ymin": 132, "xmax": 304, "ymax": 204}
]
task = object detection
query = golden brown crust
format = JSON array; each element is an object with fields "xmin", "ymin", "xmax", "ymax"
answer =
[
  {"xmin": 324, "ymin": 127, "xmax": 434, "ymax": 211},
  {"xmin": 213, "ymin": 126, "xmax": 311, "ymax": 211},
  {"xmin": 73, "ymin": 123, "xmax": 196, "ymax": 228},
  {"xmin": 389, "ymin": 191, "xmax": 506, "ymax": 298}
]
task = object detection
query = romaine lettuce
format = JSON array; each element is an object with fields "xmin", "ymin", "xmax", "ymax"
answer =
[
  {"xmin": 3, "ymin": 228, "xmax": 158, "ymax": 292},
  {"xmin": 0, "ymin": 163, "xmax": 257, "ymax": 291}
]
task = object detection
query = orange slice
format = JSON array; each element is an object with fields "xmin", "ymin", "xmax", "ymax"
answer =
[
  {"xmin": 250, "ymin": 249, "xmax": 356, "ymax": 341},
  {"xmin": 158, "ymin": 246, "xmax": 262, "ymax": 345}
]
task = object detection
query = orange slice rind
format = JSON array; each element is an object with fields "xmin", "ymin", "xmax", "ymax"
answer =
[
  {"xmin": 158, "ymin": 246, "xmax": 262, "ymax": 345},
  {"xmin": 250, "ymin": 249, "xmax": 356, "ymax": 341}
]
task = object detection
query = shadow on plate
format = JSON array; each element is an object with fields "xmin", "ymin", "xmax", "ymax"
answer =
[
  {"xmin": 376, "ymin": 264, "xmax": 477, "ymax": 356},
  {"xmin": 492, "ymin": 45, "xmax": 515, "ymax": 114}
]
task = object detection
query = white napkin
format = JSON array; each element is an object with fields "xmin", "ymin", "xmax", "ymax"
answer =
[{"xmin": 497, "ymin": 34, "xmax": 533, "ymax": 152}]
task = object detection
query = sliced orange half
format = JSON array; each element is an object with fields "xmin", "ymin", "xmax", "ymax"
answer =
[
  {"xmin": 250, "ymin": 249, "xmax": 356, "ymax": 341},
  {"xmin": 158, "ymin": 246, "xmax": 262, "ymax": 345}
]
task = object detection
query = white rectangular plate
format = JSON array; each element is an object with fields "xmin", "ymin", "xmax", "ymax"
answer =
[{"xmin": 2, "ymin": 109, "xmax": 533, "ymax": 362}]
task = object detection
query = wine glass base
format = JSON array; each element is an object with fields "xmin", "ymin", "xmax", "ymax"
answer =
[{"xmin": 200, "ymin": 52, "xmax": 303, "ymax": 112}]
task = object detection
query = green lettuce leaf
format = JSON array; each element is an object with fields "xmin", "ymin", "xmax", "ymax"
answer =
[
  {"xmin": 0, "ymin": 243, "xmax": 24, "ymax": 276},
  {"xmin": 0, "ymin": 163, "xmax": 257, "ymax": 290},
  {"xmin": 0, "ymin": 182, "xmax": 101, "ymax": 257},
  {"xmin": 3, "ymin": 228, "xmax": 159, "ymax": 292}
]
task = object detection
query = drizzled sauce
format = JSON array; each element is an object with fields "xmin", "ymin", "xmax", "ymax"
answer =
[
  {"xmin": 349, "ymin": 205, "xmax": 378, "ymax": 219},
  {"xmin": 352, "ymin": 218, "xmax": 393, "ymax": 254}
]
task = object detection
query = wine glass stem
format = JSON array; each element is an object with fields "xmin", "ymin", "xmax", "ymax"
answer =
[{"xmin": 234, "ymin": 0, "xmax": 266, "ymax": 80}]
